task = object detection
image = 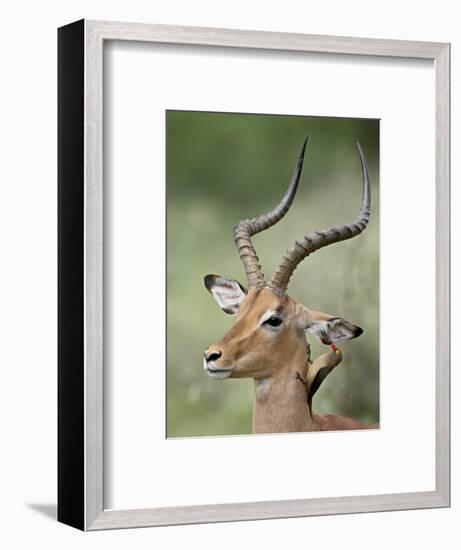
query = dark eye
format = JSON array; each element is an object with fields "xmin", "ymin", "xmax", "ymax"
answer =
[{"xmin": 263, "ymin": 316, "xmax": 283, "ymax": 327}]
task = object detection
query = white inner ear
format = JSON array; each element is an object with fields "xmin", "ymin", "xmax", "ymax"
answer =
[
  {"xmin": 306, "ymin": 318, "xmax": 356, "ymax": 343},
  {"xmin": 209, "ymin": 278, "xmax": 246, "ymax": 315}
]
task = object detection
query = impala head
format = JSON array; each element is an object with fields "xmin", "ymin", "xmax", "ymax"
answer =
[{"xmin": 203, "ymin": 138, "xmax": 370, "ymax": 381}]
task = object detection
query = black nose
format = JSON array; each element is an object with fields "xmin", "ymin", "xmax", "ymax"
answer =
[{"xmin": 205, "ymin": 350, "xmax": 222, "ymax": 362}]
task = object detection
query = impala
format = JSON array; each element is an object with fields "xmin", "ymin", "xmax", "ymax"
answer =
[{"xmin": 203, "ymin": 138, "xmax": 377, "ymax": 433}]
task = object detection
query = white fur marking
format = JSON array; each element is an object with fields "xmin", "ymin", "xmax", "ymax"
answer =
[
  {"xmin": 255, "ymin": 378, "xmax": 272, "ymax": 402},
  {"xmin": 259, "ymin": 310, "xmax": 278, "ymax": 326}
]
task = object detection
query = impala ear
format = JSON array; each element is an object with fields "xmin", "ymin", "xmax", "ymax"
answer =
[
  {"xmin": 304, "ymin": 309, "xmax": 363, "ymax": 345},
  {"xmin": 204, "ymin": 274, "xmax": 247, "ymax": 315}
]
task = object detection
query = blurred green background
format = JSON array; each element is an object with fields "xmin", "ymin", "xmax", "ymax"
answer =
[{"xmin": 166, "ymin": 110, "xmax": 379, "ymax": 437}]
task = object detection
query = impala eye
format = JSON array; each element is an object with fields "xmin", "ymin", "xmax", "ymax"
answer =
[{"xmin": 263, "ymin": 316, "xmax": 283, "ymax": 328}]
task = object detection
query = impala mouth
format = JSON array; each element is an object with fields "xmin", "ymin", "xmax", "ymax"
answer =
[
  {"xmin": 205, "ymin": 365, "xmax": 233, "ymax": 380},
  {"xmin": 203, "ymin": 356, "xmax": 233, "ymax": 379},
  {"xmin": 207, "ymin": 366, "xmax": 230, "ymax": 372}
]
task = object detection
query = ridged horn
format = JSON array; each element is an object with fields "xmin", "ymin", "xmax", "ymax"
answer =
[
  {"xmin": 267, "ymin": 142, "xmax": 371, "ymax": 295},
  {"xmin": 233, "ymin": 137, "xmax": 309, "ymax": 288}
]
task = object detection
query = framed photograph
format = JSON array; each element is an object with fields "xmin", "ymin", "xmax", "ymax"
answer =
[{"xmin": 58, "ymin": 19, "xmax": 450, "ymax": 530}]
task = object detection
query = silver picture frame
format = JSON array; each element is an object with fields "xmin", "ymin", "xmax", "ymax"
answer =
[{"xmin": 58, "ymin": 19, "xmax": 450, "ymax": 531}]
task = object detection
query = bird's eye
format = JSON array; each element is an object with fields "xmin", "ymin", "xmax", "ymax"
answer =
[{"xmin": 263, "ymin": 316, "xmax": 283, "ymax": 328}]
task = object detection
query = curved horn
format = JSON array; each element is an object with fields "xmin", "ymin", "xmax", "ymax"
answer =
[
  {"xmin": 233, "ymin": 137, "xmax": 309, "ymax": 288},
  {"xmin": 267, "ymin": 142, "xmax": 371, "ymax": 295}
]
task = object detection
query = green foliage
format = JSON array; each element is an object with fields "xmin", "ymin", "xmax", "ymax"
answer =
[{"xmin": 166, "ymin": 110, "xmax": 379, "ymax": 437}]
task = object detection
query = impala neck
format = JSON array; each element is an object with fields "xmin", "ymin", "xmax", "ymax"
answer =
[{"xmin": 252, "ymin": 348, "xmax": 317, "ymax": 434}]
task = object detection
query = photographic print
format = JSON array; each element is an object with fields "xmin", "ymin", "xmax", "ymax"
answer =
[
  {"xmin": 57, "ymin": 20, "xmax": 449, "ymax": 529},
  {"xmin": 166, "ymin": 110, "xmax": 379, "ymax": 437}
]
